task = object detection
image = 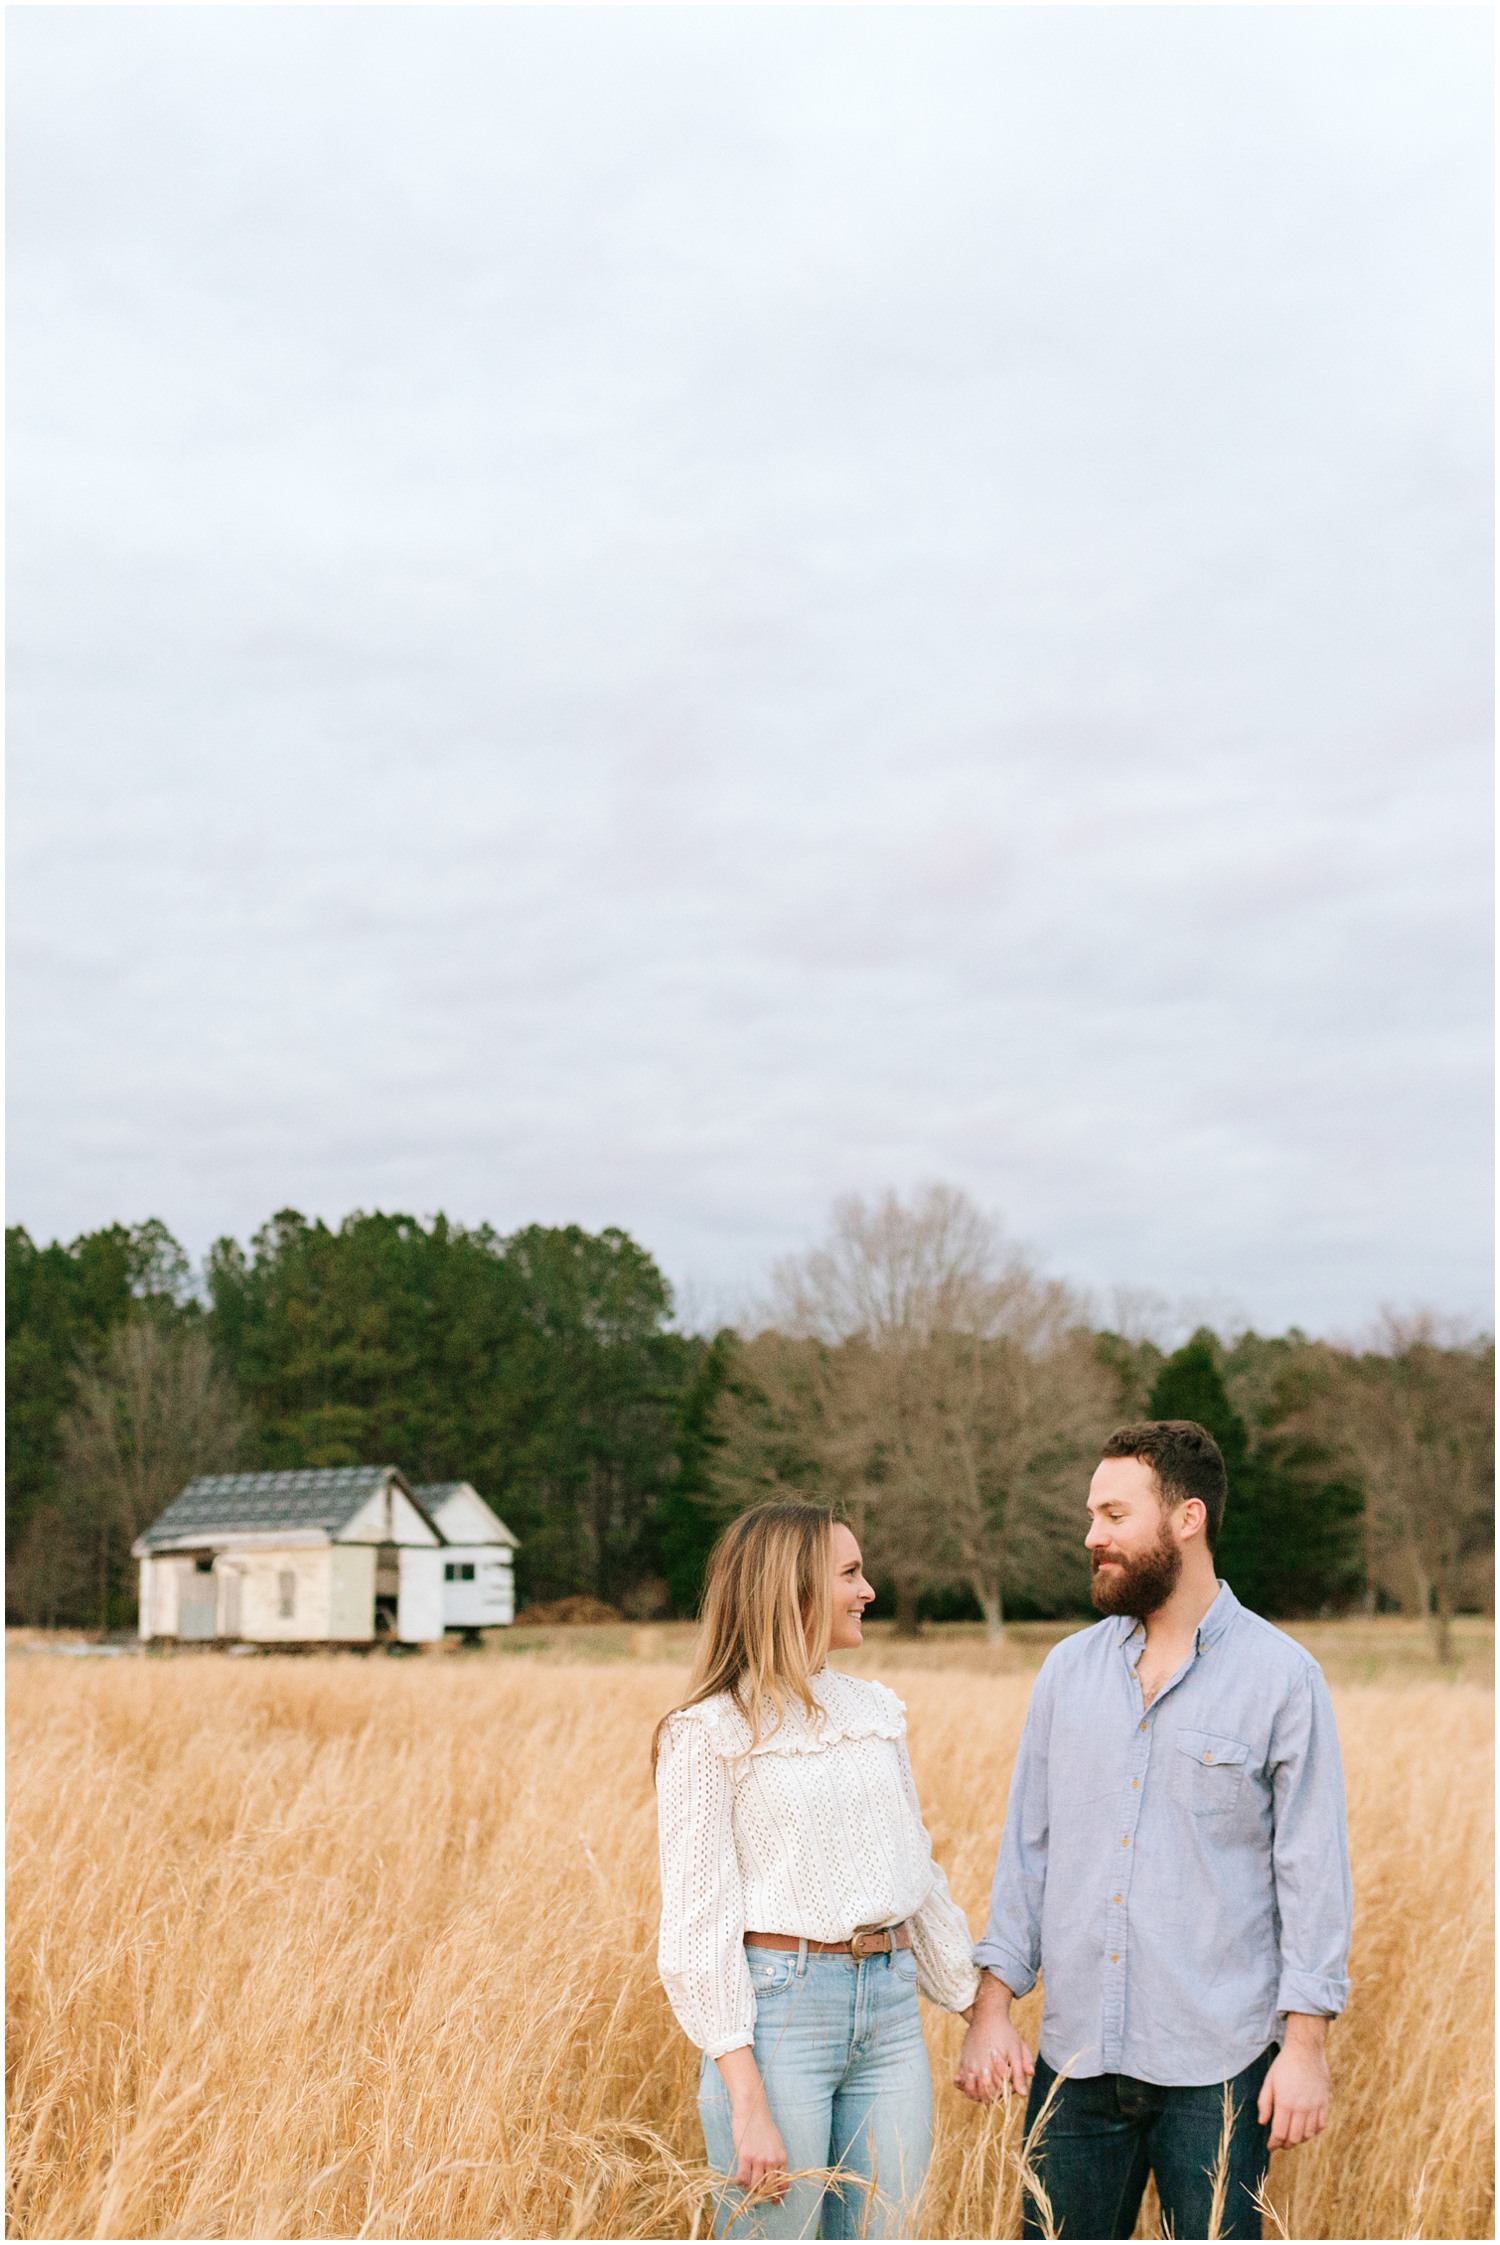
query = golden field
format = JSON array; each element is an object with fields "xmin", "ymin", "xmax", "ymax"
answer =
[{"xmin": 5, "ymin": 1621, "xmax": 1493, "ymax": 2242}]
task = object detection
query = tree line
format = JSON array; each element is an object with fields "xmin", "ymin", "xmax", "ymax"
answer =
[{"xmin": 6, "ymin": 1190, "xmax": 1492, "ymax": 1654}]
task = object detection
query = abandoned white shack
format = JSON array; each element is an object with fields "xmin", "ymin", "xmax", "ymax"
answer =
[
  {"xmin": 413, "ymin": 1482, "xmax": 519, "ymax": 1629},
  {"xmin": 133, "ymin": 1466, "xmax": 448, "ymax": 1645}
]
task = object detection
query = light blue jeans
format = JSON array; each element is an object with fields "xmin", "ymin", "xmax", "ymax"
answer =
[{"xmin": 698, "ymin": 1942, "xmax": 934, "ymax": 2240}]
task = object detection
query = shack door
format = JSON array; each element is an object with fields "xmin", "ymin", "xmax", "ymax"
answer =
[{"xmin": 179, "ymin": 1560, "xmax": 219, "ymax": 1640}]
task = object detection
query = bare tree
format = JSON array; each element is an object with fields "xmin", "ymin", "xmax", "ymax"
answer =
[
  {"xmin": 725, "ymin": 1187, "xmax": 1116, "ymax": 1637},
  {"xmin": 1300, "ymin": 1316, "xmax": 1493, "ymax": 1663},
  {"xmin": 919, "ymin": 1317, "xmax": 1116, "ymax": 1638},
  {"xmin": 7, "ymin": 1503, "xmax": 92, "ymax": 1632},
  {"xmin": 713, "ymin": 1324, "xmax": 958, "ymax": 1635},
  {"xmin": 768, "ymin": 1186, "xmax": 1007, "ymax": 1345},
  {"xmin": 55, "ymin": 1317, "xmax": 249, "ymax": 1630}
]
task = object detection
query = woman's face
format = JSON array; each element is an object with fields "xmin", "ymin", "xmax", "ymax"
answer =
[{"xmin": 826, "ymin": 1523, "xmax": 876, "ymax": 1651}]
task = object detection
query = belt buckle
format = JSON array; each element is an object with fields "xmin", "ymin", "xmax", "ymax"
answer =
[{"xmin": 848, "ymin": 1924, "xmax": 891, "ymax": 1961}]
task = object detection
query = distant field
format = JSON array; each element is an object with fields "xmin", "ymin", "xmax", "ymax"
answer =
[
  {"xmin": 487, "ymin": 1611, "xmax": 1493, "ymax": 1692},
  {"xmin": 8, "ymin": 1611, "xmax": 1492, "ymax": 1691},
  {"xmin": 6, "ymin": 1622, "xmax": 1492, "ymax": 2240}
]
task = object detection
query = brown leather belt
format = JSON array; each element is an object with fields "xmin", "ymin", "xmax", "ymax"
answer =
[{"xmin": 745, "ymin": 1923, "xmax": 911, "ymax": 1961}]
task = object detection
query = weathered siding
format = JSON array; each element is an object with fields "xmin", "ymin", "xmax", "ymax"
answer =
[
  {"xmin": 328, "ymin": 1545, "xmax": 376, "ymax": 1640},
  {"xmin": 140, "ymin": 1556, "xmax": 218, "ymax": 1639},
  {"xmin": 390, "ymin": 1488, "xmax": 440, "ymax": 1547},
  {"xmin": 139, "ymin": 1556, "xmax": 182, "ymax": 1638},
  {"xmin": 336, "ymin": 1481, "xmax": 440, "ymax": 1548},
  {"xmin": 441, "ymin": 1549, "xmax": 515, "ymax": 1628},
  {"xmin": 227, "ymin": 1548, "xmax": 333, "ymax": 1642},
  {"xmin": 428, "ymin": 1486, "xmax": 517, "ymax": 1549}
]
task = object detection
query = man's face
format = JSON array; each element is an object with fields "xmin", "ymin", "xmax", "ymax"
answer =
[{"xmin": 1085, "ymin": 1456, "xmax": 1181, "ymax": 1619}]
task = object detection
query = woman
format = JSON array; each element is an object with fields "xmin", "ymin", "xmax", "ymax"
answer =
[{"xmin": 654, "ymin": 1502, "xmax": 979, "ymax": 2241}]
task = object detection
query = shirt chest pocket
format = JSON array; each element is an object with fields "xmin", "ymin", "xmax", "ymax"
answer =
[{"xmin": 1172, "ymin": 1729, "xmax": 1251, "ymax": 1816}]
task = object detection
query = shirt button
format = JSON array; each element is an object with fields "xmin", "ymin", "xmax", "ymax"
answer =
[
  {"xmin": 1112, "ymin": 1894, "xmax": 1122, "ymax": 1905},
  {"xmin": 1110, "ymin": 1954, "xmax": 1120, "ymax": 1963},
  {"xmin": 1121, "ymin": 1837, "xmax": 1130, "ymax": 1848},
  {"xmin": 1139, "ymin": 1721, "xmax": 1147, "ymax": 1731},
  {"xmin": 1131, "ymin": 1778, "xmax": 1139, "ymax": 1788},
  {"xmin": 1203, "ymin": 1751, "xmax": 1212, "ymax": 1763}
]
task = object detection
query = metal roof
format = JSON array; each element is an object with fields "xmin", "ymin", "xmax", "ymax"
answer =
[{"xmin": 138, "ymin": 1466, "xmax": 408, "ymax": 1549}]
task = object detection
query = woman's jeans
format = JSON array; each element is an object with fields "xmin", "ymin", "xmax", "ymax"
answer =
[
  {"xmin": 1021, "ymin": 2046, "xmax": 1277, "ymax": 2241},
  {"xmin": 698, "ymin": 1942, "xmax": 934, "ymax": 2240}
]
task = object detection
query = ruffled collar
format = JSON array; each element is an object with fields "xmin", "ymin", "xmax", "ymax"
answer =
[{"xmin": 674, "ymin": 1669, "xmax": 906, "ymax": 1759}]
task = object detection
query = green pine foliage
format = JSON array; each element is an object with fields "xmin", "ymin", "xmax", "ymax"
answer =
[
  {"xmin": 1093, "ymin": 1330, "xmax": 1164, "ymax": 1421},
  {"xmin": 654, "ymin": 1330, "xmax": 736, "ymax": 1616},
  {"xmin": 205, "ymin": 1210, "xmax": 698, "ymax": 1610},
  {"xmin": 1149, "ymin": 1329, "xmax": 1362, "ymax": 1617}
]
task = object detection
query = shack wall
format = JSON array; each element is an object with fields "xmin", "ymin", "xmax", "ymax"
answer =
[{"xmin": 226, "ymin": 1547, "xmax": 334, "ymax": 1642}]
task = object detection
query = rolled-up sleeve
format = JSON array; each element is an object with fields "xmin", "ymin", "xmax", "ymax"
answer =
[
  {"xmin": 1268, "ymin": 1665, "xmax": 1352, "ymax": 2018},
  {"xmin": 973, "ymin": 1663, "xmax": 1054, "ymax": 1999},
  {"xmin": 656, "ymin": 1715, "xmax": 755, "ymax": 2059}
]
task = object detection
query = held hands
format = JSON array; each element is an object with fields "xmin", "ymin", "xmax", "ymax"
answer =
[
  {"xmin": 954, "ymin": 1974, "xmax": 1035, "ymax": 2103},
  {"xmin": 954, "ymin": 2014, "xmax": 1035, "ymax": 2102},
  {"xmin": 1257, "ymin": 2016, "xmax": 1331, "ymax": 2151}
]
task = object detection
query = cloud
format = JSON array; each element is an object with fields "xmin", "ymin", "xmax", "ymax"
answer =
[{"xmin": 6, "ymin": 7, "xmax": 1492, "ymax": 1333}]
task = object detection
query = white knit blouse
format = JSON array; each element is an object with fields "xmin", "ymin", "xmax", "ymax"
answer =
[{"xmin": 656, "ymin": 1669, "xmax": 980, "ymax": 2059}]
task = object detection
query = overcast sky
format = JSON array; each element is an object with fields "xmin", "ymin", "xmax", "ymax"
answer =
[{"xmin": 8, "ymin": 7, "xmax": 1493, "ymax": 1336}]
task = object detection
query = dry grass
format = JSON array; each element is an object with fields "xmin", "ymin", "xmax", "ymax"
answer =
[{"xmin": 6, "ymin": 1641, "xmax": 1492, "ymax": 2240}]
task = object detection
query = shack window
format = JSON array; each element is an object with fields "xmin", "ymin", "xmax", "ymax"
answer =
[{"xmin": 277, "ymin": 1570, "xmax": 296, "ymax": 1619}]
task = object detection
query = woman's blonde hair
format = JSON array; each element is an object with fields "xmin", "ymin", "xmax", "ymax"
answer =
[{"xmin": 652, "ymin": 1502, "xmax": 835, "ymax": 1769}]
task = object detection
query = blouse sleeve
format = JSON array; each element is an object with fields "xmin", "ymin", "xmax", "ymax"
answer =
[
  {"xmin": 894, "ymin": 1730, "xmax": 981, "ymax": 2012},
  {"xmin": 655, "ymin": 1713, "xmax": 756, "ymax": 2059}
]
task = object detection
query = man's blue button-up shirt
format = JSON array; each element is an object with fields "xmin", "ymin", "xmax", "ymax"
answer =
[{"xmin": 973, "ymin": 1582, "xmax": 1352, "ymax": 2088}]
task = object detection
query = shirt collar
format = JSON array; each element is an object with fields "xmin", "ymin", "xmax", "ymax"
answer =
[
  {"xmin": 1113, "ymin": 1579, "xmax": 1238, "ymax": 1656},
  {"xmin": 1195, "ymin": 1579, "xmax": 1238, "ymax": 1649}
]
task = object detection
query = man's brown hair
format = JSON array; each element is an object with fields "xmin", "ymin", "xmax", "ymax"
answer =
[{"xmin": 1100, "ymin": 1420, "xmax": 1228, "ymax": 1553}]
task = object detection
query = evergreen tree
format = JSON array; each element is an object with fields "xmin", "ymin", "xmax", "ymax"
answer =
[
  {"xmin": 655, "ymin": 1330, "xmax": 735, "ymax": 1615},
  {"xmin": 494, "ymin": 1222, "xmax": 690, "ymax": 1605},
  {"xmin": 1148, "ymin": 1329, "xmax": 1361, "ymax": 1616},
  {"xmin": 205, "ymin": 1209, "xmax": 697, "ymax": 1608},
  {"xmin": 1094, "ymin": 1330, "xmax": 1164, "ymax": 1420}
]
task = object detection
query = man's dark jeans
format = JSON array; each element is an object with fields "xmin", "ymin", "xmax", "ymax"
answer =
[{"xmin": 1021, "ymin": 2046, "xmax": 1276, "ymax": 2241}]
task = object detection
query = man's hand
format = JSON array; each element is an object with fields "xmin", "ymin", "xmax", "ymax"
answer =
[
  {"xmin": 1258, "ymin": 2014, "xmax": 1331, "ymax": 2151},
  {"xmin": 955, "ymin": 1973, "xmax": 1035, "ymax": 2103}
]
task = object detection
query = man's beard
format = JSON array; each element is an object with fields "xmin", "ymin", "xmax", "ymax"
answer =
[{"xmin": 1090, "ymin": 1518, "xmax": 1182, "ymax": 1619}]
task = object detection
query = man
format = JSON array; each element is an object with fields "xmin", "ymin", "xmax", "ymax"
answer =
[{"xmin": 956, "ymin": 1420, "xmax": 1352, "ymax": 2241}]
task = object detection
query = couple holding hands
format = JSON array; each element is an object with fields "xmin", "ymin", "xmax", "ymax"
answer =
[{"xmin": 655, "ymin": 1422, "xmax": 1352, "ymax": 2241}]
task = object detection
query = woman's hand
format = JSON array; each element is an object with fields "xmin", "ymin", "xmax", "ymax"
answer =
[
  {"xmin": 717, "ymin": 2047, "xmax": 790, "ymax": 2201},
  {"xmin": 731, "ymin": 2096, "xmax": 790, "ymax": 2199}
]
